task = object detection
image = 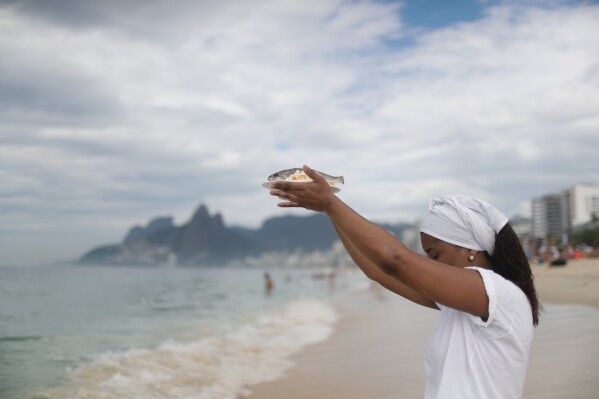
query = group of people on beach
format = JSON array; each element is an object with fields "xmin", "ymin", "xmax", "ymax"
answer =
[
  {"xmin": 268, "ymin": 165, "xmax": 540, "ymax": 398},
  {"xmin": 522, "ymin": 237, "xmax": 599, "ymax": 267}
]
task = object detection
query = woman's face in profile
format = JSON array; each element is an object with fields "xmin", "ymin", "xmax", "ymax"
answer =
[{"xmin": 421, "ymin": 233, "xmax": 469, "ymax": 268}]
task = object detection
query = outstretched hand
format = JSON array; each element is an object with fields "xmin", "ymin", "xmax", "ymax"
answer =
[{"xmin": 269, "ymin": 165, "xmax": 338, "ymax": 213}]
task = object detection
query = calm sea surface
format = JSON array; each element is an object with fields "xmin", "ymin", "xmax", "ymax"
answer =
[{"xmin": 0, "ymin": 264, "xmax": 359, "ymax": 399}]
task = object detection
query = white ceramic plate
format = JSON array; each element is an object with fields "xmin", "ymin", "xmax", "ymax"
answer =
[{"xmin": 262, "ymin": 181, "xmax": 341, "ymax": 193}]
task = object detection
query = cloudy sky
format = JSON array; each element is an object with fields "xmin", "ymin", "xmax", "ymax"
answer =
[{"xmin": 1, "ymin": 0, "xmax": 598, "ymax": 265}]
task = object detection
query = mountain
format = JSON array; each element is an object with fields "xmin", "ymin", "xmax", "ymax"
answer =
[
  {"xmin": 232, "ymin": 214, "xmax": 337, "ymax": 252},
  {"xmin": 124, "ymin": 216, "xmax": 174, "ymax": 243},
  {"xmin": 79, "ymin": 204, "xmax": 260, "ymax": 266},
  {"xmin": 79, "ymin": 203, "xmax": 417, "ymax": 267}
]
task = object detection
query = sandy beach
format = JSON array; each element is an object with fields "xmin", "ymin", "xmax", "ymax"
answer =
[{"xmin": 246, "ymin": 258, "xmax": 599, "ymax": 399}]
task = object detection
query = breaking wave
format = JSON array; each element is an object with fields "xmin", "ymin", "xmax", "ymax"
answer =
[{"xmin": 23, "ymin": 298, "xmax": 337, "ymax": 399}]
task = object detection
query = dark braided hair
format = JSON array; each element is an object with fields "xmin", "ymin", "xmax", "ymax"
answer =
[{"xmin": 490, "ymin": 223, "xmax": 542, "ymax": 326}]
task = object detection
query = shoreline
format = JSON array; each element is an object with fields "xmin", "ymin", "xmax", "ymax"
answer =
[
  {"xmin": 246, "ymin": 258, "xmax": 599, "ymax": 399},
  {"xmin": 247, "ymin": 286, "xmax": 436, "ymax": 399}
]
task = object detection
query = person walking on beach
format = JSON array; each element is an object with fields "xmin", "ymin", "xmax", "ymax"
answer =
[{"xmin": 269, "ymin": 165, "xmax": 540, "ymax": 399}]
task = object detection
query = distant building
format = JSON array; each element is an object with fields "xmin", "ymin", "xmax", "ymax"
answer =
[
  {"xmin": 532, "ymin": 193, "xmax": 565, "ymax": 239},
  {"xmin": 532, "ymin": 183, "xmax": 599, "ymax": 239},
  {"xmin": 510, "ymin": 216, "xmax": 532, "ymax": 239},
  {"xmin": 568, "ymin": 184, "xmax": 599, "ymax": 226}
]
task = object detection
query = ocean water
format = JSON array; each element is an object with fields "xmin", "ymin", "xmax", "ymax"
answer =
[{"xmin": 0, "ymin": 265, "xmax": 358, "ymax": 399}]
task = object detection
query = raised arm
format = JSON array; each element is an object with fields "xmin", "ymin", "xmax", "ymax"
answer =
[
  {"xmin": 332, "ymin": 222, "xmax": 438, "ymax": 309},
  {"xmin": 270, "ymin": 166, "xmax": 489, "ymax": 319}
]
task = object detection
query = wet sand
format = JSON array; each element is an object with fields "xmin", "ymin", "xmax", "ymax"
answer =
[{"xmin": 246, "ymin": 259, "xmax": 599, "ymax": 399}]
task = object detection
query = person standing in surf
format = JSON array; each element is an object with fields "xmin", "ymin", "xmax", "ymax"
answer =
[
  {"xmin": 264, "ymin": 272, "xmax": 274, "ymax": 296},
  {"xmin": 268, "ymin": 165, "xmax": 540, "ymax": 399}
]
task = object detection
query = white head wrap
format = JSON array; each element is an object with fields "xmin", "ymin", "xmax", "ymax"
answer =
[{"xmin": 420, "ymin": 195, "xmax": 509, "ymax": 256}]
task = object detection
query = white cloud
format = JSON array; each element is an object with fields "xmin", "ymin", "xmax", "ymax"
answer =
[{"xmin": 1, "ymin": 0, "xmax": 598, "ymax": 264}]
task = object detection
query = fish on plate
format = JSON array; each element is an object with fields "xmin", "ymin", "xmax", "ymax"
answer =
[
  {"xmin": 264, "ymin": 168, "xmax": 344, "ymax": 193},
  {"xmin": 267, "ymin": 168, "xmax": 344, "ymax": 184}
]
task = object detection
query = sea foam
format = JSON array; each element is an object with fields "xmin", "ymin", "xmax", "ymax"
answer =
[{"xmin": 24, "ymin": 298, "xmax": 337, "ymax": 399}]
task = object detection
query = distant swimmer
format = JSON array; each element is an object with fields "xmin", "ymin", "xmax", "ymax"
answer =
[
  {"xmin": 264, "ymin": 272, "xmax": 274, "ymax": 296},
  {"xmin": 327, "ymin": 272, "xmax": 336, "ymax": 293}
]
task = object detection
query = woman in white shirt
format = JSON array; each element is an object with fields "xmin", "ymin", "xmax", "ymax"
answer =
[{"xmin": 269, "ymin": 165, "xmax": 541, "ymax": 399}]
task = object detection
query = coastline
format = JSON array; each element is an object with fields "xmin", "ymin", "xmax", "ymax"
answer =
[
  {"xmin": 246, "ymin": 259, "xmax": 599, "ymax": 399},
  {"xmin": 247, "ymin": 285, "xmax": 436, "ymax": 399}
]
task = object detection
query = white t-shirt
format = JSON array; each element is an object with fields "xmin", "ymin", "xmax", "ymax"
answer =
[{"xmin": 424, "ymin": 267, "xmax": 534, "ymax": 399}]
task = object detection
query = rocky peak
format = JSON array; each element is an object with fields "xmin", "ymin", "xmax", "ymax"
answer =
[
  {"xmin": 190, "ymin": 204, "xmax": 210, "ymax": 223},
  {"xmin": 212, "ymin": 213, "xmax": 224, "ymax": 229}
]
